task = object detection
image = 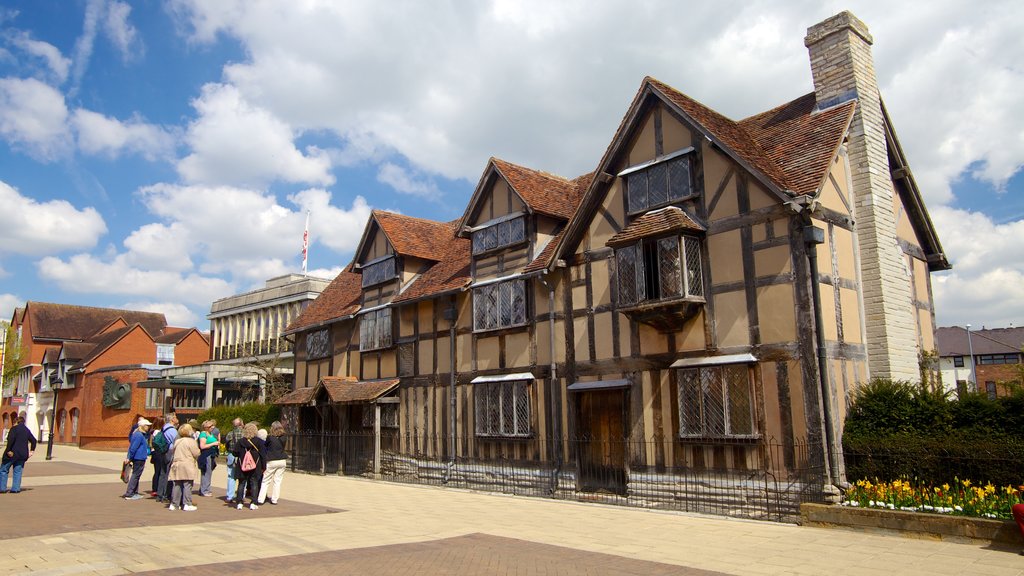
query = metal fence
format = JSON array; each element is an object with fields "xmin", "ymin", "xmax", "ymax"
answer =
[{"xmin": 284, "ymin": 431, "xmax": 828, "ymax": 522}]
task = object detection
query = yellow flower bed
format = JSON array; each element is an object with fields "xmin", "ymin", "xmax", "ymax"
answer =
[{"xmin": 843, "ymin": 478, "xmax": 1024, "ymax": 519}]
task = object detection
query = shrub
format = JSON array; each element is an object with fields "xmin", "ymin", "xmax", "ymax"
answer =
[{"xmin": 195, "ymin": 403, "xmax": 280, "ymax": 431}]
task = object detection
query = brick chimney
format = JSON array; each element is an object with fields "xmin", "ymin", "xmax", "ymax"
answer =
[{"xmin": 805, "ymin": 12, "xmax": 920, "ymax": 381}]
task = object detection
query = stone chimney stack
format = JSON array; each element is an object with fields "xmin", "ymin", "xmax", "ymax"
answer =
[{"xmin": 805, "ymin": 12, "xmax": 920, "ymax": 381}]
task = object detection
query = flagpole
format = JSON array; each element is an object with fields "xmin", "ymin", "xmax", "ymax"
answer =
[{"xmin": 302, "ymin": 210, "xmax": 310, "ymax": 275}]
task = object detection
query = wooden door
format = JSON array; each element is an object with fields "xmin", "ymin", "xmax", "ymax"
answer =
[{"xmin": 576, "ymin": 389, "xmax": 627, "ymax": 495}]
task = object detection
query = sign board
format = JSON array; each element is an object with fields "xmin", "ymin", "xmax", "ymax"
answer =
[{"xmin": 11, "ymin": 395, "xmax": 26, "ymax": 405}]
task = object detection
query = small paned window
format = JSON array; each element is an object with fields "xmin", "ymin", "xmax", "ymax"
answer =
[
  {"xmin": 306, "ymin": 328, "xmax": 331, "ymax": 360},
  {"xmin": 362, "ymin": 256, "xmax": 398, "ymax": 288},
  {"xmin": 986, "ymin": 381, "xmax": 997, "ymax": 400},
  {"xmin": 473, "ymin": 279, "xmax": 527, "ymax": 331},
  {"xmin": 157, "ymin": 344, "xmax": 175, "ymax": 366},
  {"xmin": 398, "ymin": 343, "xmax": 415, "ymax": 377},
  {"xmin": 978, "ymin": 354, "xmax": 1019, "ymax": 365},
  {"xmin": 678, "ymin": 364, "xmax": 757, "ymax": 439},
  {"xmin": 474, "ymin": 380, "xmax": 531, "ymax": 437},
  {"xmin": 953, "ymin": 356, "xmax": 965, "ymax": 368},
  {"xmin": 472, "ymin": 216, "xmax": 526, "ymax": 255},
  {"xmin": 362, "ymin": 403, "xmax": 399, "ymax": 428},
  {"xmin": 616, "ymin": 235, "xmax": 703, "ymax": 307},
  {"xmin": 359, "ymin": 308, "xmax": 393, "ymax": 351},
  {"xmin": 626, "ymin": 155, "xmax": 693, "ymax": 214}
]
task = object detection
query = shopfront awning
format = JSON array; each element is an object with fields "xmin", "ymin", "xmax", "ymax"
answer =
[
  {"xmin": 669, "ymin": 353, "xmax": 757, "ymax": 368},
  {"xmin": 137, "ymin": 377, "xmax": 207, "ymax": 389},
  {"xmin": 470, "ymin": 372, "xmax": 535, "ymax": 384},
  {"xmin": 275, "ymin": 377, "xmax": 400, "ymax": 406}
]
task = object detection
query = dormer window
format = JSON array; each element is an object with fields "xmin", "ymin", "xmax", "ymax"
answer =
[
  {"xmin": 622, "ymin": 149, "xmax": 694, "ymax": 215},
  {"xmin": 361, "ymin": 255, "xmax": 397, "ymax": 288},
  {"xmin": 472, "ymin": 215, "xmax": 526, "ymax": 255}
]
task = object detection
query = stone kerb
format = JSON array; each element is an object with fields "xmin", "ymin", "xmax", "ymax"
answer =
[{"xmin": 801, "ymin": 503, "xmax": 1020, "ymax": 545}]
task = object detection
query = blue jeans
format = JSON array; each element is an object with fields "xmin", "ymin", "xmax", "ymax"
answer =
[
  {"xmin": 225, "ymin": 453, "xmax": 237, "ymax": 499},
  {"xmin": 0, "ymin": 459, "xmax": 25, "ymax": 492}
]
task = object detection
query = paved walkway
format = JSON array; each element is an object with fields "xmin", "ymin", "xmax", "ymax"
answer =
[{"xmin": 0, "ymin": 445, "xmax": 1020, "ymax": 575}]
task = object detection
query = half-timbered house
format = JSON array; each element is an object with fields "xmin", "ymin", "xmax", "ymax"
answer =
[{"xmin": 281, "ymin": 11, "xmax": 949, "ymax": 516}]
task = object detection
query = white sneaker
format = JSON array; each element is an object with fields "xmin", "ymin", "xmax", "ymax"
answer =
[
  {"xmin": 167, "ymin": 504, "xmax": 177, "ymax": 511},
  {"xmin": 183, "ymin": 505, "xmax": 198, "ymax": 512},
  {"xmin": 249, "ymin": 503, "xmax": 259, "ymax": 510},
  {"xmin": 236, "ymin": 503, "xmax": 243, "ymax": 510}
]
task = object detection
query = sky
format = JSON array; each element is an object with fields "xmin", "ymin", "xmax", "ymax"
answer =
[{"xmin": 0, "ymin": 0, "xmax": 1022, "ymax": 332}]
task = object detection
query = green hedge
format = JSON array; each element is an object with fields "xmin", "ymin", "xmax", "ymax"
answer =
[
  {"xmin": 842, "ymin": 379, "xmax": 1024, "ymax": 486},
  {"xmin": 194, "ymin": 402, "xmax": 280, "ymax": 430}
]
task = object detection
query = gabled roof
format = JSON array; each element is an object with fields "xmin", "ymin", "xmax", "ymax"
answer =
[
  {"xmin": 275, "ymin": 376, "xmax": 400, "ymax": 405},
  {"xmin": 42, "ymin": 348, "xmax": 59, "ymax": 364},
  {"xmin": 23, "ymin": 302, "xmax": 167, "ymax": 342},
  {"xmin": 284, "ymin": 266, "xmax": 362, "ymax": 334},
  {"xmin": 69, "ymin": 324, "xmax": 150, "ymax": 372},
  {"xmin": 555, "ymin": 76, "xmax": 858, "ymax": 271},
  {"xmin": 606, "ymin": 206, "xmax": 705, "ymax": 248},
  {"xmin": 59, "ymin": 342, "xmax": 93, "ymax": 362},
  {"xmin": 393, "ymin": 223, "xmax": 471, "ymax": 304},
  {"xmin": 456, "ymin": 158, "xmax": 586, "ymax": 237},
  {"xmin": 354, "ymin": 210, "xmax": 454, "ymax": 264},
  {"xmin": 154, "ymin": 327, "xmax": 207, "ymax": 346}
]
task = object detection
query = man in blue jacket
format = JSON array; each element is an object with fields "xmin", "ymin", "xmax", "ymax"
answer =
[
  {"xmin": 0, "ymin": 413, "xmax": 37, "ymax": 493},
  {"xmin": 122, "ymin": 417, "xmax": 152, "ymax": 500}
]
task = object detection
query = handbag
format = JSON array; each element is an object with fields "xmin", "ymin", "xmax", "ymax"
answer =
[{"xmin": 120, "ymin": 460, "xmax": 132, "ymax": 483}]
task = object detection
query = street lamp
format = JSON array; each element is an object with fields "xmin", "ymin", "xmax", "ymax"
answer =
[
  {"xmin": 46, "ymin": 376, "xmax": 61, "ymax": 460},
  {"xmin": 965, "ymin": 324, "xmax": 976, "ymax": 392}
]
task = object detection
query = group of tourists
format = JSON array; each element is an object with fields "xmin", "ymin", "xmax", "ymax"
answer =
[{"xmin": 122, "ymin": 414, "xmax": 288, "ymax": 511}]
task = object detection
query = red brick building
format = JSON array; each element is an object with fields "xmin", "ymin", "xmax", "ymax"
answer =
[{"xmin": 3, "ymin": 302, "xmax": 209, "ymax": 449}]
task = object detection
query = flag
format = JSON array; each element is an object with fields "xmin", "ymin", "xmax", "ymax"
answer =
[{"xmin": 301, "ymin": 210, "xmax": 310, "ymax": 274}]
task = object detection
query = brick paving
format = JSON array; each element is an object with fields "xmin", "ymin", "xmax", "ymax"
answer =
[
  {"xmin": 133, "ymin": 533, "xmax": 728, "ymax": 576},
  {"xmin": 1, "ymin": 445, "xmax": 1021, "ymax": 576}
]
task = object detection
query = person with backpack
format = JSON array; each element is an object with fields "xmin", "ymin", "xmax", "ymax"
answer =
[
  {"xmin": 148, "ymin": 417, "xmax": 167, "ymax": 497},
  {"xmin": 222, "ymin": 418, "xmax": 244, "ymax": 503},
  {"xmin": 159, "ymin": 414, "xmax": 179, "ymax": 505},
  {"xmin": 231, "ymin": 422, "xmax": 265, "ymax": 510}
]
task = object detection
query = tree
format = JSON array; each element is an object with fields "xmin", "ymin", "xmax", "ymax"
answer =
[
  {"xmin": 239, "ymin": 354, "xmax": 291, "ymax": 403},
  {"xmin": 1, "ymin": 322, "xmax": 25, "ymax": 394}
]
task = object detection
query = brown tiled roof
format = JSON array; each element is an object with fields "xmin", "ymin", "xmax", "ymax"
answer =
[
  {"xmin": 647, "ymin": 77, "xmax": 854, "ymax": 197},
  {"xmin": 285, "ymin": 267, "xmax": 362, "ymax": 334},
  {"xmin": 491, "ymin": 158, "xmax": 582, "ymax": 220},
  {"xmin": 373, "ymin": 211, "xmax": 454, "ymax": 261},
  {"xmin": 606, "ymin": 207, "xmax": 705, "ymax": 247},
  {"xmin": 393, "ymin": 222, "xmax": 471, "ymax": 304},
  {"xmin": 275, "ymin": 386, "xmax": 316, "ymax": 406},
  {"xmin": 154, "ymin": 327, "xmax": 206, "ymax": 345},
  {"xmin": 739, "ymin": 94, "xmax": 856, "ymax": 196},
  {"xmin": 523, "ymin": 228, "xmax": 565, "ymax": 273},
  {"xmin": 25, "ymin": 302, "xmax": 167, "ymax": 342},
  {"xmin": 322, "ymin": 377, "xmax": 399, "ymax": 404},
  {"xmin": 42, "ymin": 348, "xmax": 59, "ymax": 364}
]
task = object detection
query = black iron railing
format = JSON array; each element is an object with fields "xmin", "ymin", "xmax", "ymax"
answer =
[{"xmin": 283, "ymin": 431, "xmax": 828, "ymax": 522}]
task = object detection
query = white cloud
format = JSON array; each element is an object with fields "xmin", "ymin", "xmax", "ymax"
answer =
[
  {"xmin": 37, "ymin": 253, "xmax": 233, "ymax": 308},
  {"xmin": 287, "ymin": 189, "xmax": 373, "ymax": 254},
  {"xmin": 103, "ymin": 1, "xmax": 142, "ymax": 61},
  {"xmin": 70, "ymin": 0, "xmax": 142, "ymax": 94},
  {"xmin": 121, "ymin": 301, "xmax": 199, "ymax": 327},
  {"xmin": 0, "ymin": 77, "xmax": 72, "ymax": 160},
  {"xmin": 376, "ymin": 163, "xmax": 440, "ymax": 199},
  {"xmin": 7, "ymin": 31, "xmax": 71, "ymax": 83},
  {"xmin": 122, "ymin": 222, "xmax": 194, "ymax": 272},
  {"xmin": 177, "ymin": 83, "xmax": 333, "ymax": 187},
  {"xmin": 930, "ymin": 206, "xmax": 1024, "ymax": 327},
  {"xmin": 0, "ymin": 293, "xmax": 22, "ymax": 322},
  {"xmin": 71, "ymin": 109, "xmax": 176, "ymax": 160},
  {"xmin": 0, "ymin": 180, "xmax": 107, "ymax": 255}
]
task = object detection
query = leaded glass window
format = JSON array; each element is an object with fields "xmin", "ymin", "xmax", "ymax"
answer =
[
  {"xmin": 472, "ymin": 216, "xmax": 526, "ymax": 254},
  {"xmin": 615, "ymin": 235, "xmax": 703, "ymax": 306},
  {"xmin": 677, "ymin": 364, "xmax": 757, "ymax": 438},
  {"xmin": 362, "ymin": 256, "xmax": 397, "ymax": 288},
  {"xmin": 473, "ymin": 279, "xmax": 527, "ymax": 331},
  {"xmin": 359, "ymin": 308, "xmax": 393, "ymax": 351},
  {"xmin": 625, "ymin": 155, "xmax": 693, "ymax": 214},
  {"xmin": 474, "ymin": 380, "xmax": 531, "ymax": 437}
]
